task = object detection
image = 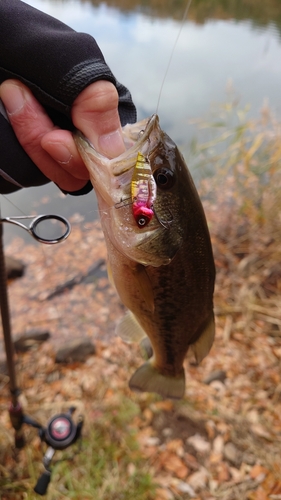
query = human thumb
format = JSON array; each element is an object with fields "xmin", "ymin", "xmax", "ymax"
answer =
[{"xmin": 71, "ymin": 80, "xmax": 125, "ymax": 159}]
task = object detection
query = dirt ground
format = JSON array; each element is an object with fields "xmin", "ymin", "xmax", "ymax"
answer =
[{"xmin": 0, "ymin": 213, "xmax": 281, "ymax": 499}]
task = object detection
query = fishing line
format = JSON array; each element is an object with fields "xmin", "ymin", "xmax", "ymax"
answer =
[
  {"xmin": 1, "ymin": 194, "xmax": 27, "ymax": 217},
  {"xmin": 156, "ymin": 0, "xmax": 193, "ymax": 114}
]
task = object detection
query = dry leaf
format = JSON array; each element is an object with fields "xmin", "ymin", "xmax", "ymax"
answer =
[
  {"xmin": 187, "ymin": 434, "xmax": 211, "ymax": 454},
  {"xmin": 187, "ymin": 468, "xmax": 209, "ymax": 491}
]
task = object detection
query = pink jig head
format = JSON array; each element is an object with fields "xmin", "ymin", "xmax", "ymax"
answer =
[{"xmin": 131, "ymin": 152, "xmax": 157, "ymax": 228}]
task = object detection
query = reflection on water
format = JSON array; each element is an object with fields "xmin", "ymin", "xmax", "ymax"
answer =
[
  {"xmin": 43, "ymin": 0, "xmax": 281, "ymax": 33},
  {"xmin": 3, "ymin": 0, "xmax": 281, "ymax": 243}
]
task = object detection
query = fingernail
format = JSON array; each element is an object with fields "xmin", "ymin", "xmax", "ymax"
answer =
[
  {"xmin": 98, "ymin": 129, "xmax": 125, "ymax": 158},
  {"xmin": 43, "ymin": 142, "xmax": 73, "ymax": 164},
  {"xmin": 1, "ymin": 83, "xmax": 26, "ymax": 115}
]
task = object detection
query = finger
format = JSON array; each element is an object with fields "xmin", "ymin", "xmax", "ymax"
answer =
[
  {"xmin": 41, "ymin": 129, "xmax": 89, "ymax": 180},
  {"xmin": 0, "ymin": 80, "xmax": 88, "ymax": 192},
  {"xmin": 72, "ymin": 80, "xmax": 126, "ymax": 159}
]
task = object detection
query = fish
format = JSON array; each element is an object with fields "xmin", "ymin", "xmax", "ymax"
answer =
[{"xmin": 74, "ymin": 114, "xmax": 216, "ymax": 399}]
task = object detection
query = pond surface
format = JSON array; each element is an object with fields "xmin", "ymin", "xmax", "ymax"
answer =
[{"xmin": 2, "ymin": 0, "xmax": 281, "ymax": 243}]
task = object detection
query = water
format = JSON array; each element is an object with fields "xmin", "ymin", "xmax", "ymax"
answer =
[{"xmin": 3, "ymin": 0, "xmax": 281, "ymax": 243}]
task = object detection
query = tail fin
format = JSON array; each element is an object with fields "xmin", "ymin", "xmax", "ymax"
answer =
[{"xmin": 129, "ymin": 361, "xmax": 185, "ymax": 399}]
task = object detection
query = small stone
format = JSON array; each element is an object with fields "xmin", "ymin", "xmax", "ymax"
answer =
[
  {"xmin": 145, "ymin": 436, "xmax": 161, "ymax": 446},
  {"xmin": 55, "ymin": 338, "xmax": 96, "ymax": 363},
  {"xmin": 162, "ymin": 427, "xmax": 173, "ymax": 438},
  {"xmin": 14, "ymin": 330, "xmax": 51, "ymax": 352},
  {"xmin": 203, "ymin": 370, "xmax": 227, "ymax": 385},
  {"xmin": 175, "ymin": 481, "xmax": 196, "ymax": 497},
  {"xmin": 5, "ymin": 256, "xmax": 25, "ymax": 279},
  {"xmin": 209, "ymin": 380, "xmax": 226, "ymax": 395},
  {"xmin": 223, "ymin": 442, "xmax": 240, "ymax": 465}
]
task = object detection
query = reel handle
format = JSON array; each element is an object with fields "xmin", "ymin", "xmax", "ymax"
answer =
[
  {"xmin": 34, "ymin": 469, "xmax": 51, "ymax": 496},
  {"xmin": 34, "ymin": 446, "xmax": 54, "ymax": 495}
]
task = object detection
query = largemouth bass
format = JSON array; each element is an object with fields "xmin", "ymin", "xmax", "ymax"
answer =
[{"xmin": 75, "ymin": 114, "xmax": 215, "ymax": 399}]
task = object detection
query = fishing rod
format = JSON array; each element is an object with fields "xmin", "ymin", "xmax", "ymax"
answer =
[{"xmin": 0, "ymin": 211, "xmax": 84, "ymax": 495}]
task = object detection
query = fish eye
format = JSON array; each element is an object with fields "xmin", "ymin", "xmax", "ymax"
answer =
[
  {"xmin": 136, "ymin": 215, "xmax": 150, "ymax": 228},
  {"xmin": 153, "ymin": 167, "xmax": 175, "ymax": 190}
]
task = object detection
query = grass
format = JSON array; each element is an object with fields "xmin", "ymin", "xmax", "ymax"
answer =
[
  {"xmin": 0, "ymin": 395, "xmax": 157, "ymax": 500},
  {"xmin": 190, "ymin": 94, "xmax": 281, "ymax": 229}
]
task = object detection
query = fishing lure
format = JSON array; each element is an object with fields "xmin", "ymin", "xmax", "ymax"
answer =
[{"xmin": 131, "ymin": 152, "xmax": 156, "ymax": 228}]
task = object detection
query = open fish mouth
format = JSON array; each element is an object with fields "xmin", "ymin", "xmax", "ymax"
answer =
[
  {"xmin": 120, "ymin": 114, "xmax": 159, "ymax": 155},
  {"xmin": 75, "ymin": 114, "xmax": 159, "ymax": 172}
]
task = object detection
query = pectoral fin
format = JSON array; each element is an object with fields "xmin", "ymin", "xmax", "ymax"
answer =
[
  {"xmin": 107, "ymin": 260, "xmax": 115, "ymax": 288},
  {"xmin": 191, "ymin": 313, "xmax": 215, "ymax": 364},
  {"xmin": 116, "ymin": 311, "xmax": 147, "ymax": 343}
]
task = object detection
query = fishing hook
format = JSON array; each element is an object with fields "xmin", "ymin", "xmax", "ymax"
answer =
[{"xmin": 154, "ymin": 206, "xmax": 174, "ymax": 229}]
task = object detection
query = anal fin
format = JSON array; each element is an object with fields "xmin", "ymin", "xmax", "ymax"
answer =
[{"xmin": 191, "ymin": 313, "xmax": 215, "ymax": 364}]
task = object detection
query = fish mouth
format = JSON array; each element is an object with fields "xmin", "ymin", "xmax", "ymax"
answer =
[
  {"xmin": 75, "ymin": 114, "xmax": 159, "ymax": 161},
  {"xmin": 121, "ymin": 114, "xmax": 159, "ymax": 151},
  {"xmin": 111, "ymin": 114, "xmax": 160, "ymax": 172}
]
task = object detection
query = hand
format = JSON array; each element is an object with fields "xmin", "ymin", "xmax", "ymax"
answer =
[{"xmin": 0, "ymin": 79, "xmax": 125, "ymax": 192}]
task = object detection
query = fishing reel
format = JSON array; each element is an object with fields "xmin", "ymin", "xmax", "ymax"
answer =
[
  {"xmin": 32, "ymin": 407, "xmax": 84, "ymax": 495},
  {"xmin": 9, "ymin": 403, "xmax": 83, "ymax": 494},
  {"xmin": 10, "ymin": 405, "xmax": 82, "ymax": 496}
]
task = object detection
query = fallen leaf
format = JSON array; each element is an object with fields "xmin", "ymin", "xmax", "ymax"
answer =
[
  {"xmin": 217, "ymin": 461, "xmax": 231, "ymax": 482},
  {"xmin": 250, "ymin": 464, "xmax": 269, "ymax": 480},
  {"xmin": 166, "ymin": 439, "xmax": 184, "ymax": 455},
  {"xmin": 164, "ymin": 454, "xmax": 189, "ymax": 479},
  {"xmin": 250, "ymin": 424, "xmax": 272, "ymax": 440},
  {"xmin": 187, "ymin": 434, "xmax": 211, "ymax": 454},
  {"xmin": 188, "ymin": 468, "xmax": 209, "ymax": 491},
  {"xmin": 155, "ymin": 487, "xmax": 174, "ymax": 500}
]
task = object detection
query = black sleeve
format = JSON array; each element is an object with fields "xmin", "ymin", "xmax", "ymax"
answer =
[{"xmin": 0, "ymin": 0, "xmax": 137, "ymax": 195}]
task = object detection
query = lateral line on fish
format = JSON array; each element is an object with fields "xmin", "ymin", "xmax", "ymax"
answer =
[{"xmin": 156, "ymin": 0, "xmax": 193, "ymax": 115}]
